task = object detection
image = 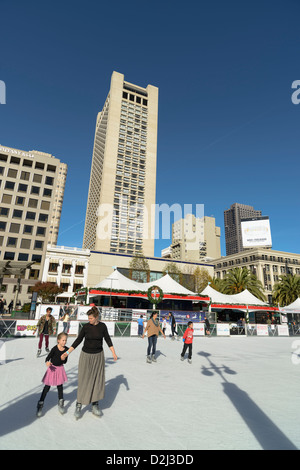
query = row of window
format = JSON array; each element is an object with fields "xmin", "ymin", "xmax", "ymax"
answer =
[
  {"xmin": 0, "ymin": 166, "xmax": 55, "ymax": 184},
  {"xmin": 1, "ymin": 193, "xmax": 51, "ymax": 210},
  {"xmin": 0, "ymin": 180, "xmax": 52, "ymax": 196},
  {"xmin": 0, "ymin": 209, "xmax": 48, "ymax": 222},
  {"xmin": 2, "ymin": 251, "xmax": 42, "ymax": 263},
  {"xmin": 122, "ymin": 91, "xmax": 148, "ymax": 106},
  {"xmin": 0, "ymin": 153, "xmax": 57, "ymax": 173}
]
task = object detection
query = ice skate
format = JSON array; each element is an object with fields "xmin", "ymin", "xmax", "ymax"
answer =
[
  {"xmin": 58, "ymin": 399, "xmax": 65, "ymax": 415},
  {"xmin": 92, "ymin": 402, "xmax": 101, "ymax": 417},
  {"xmin": 180, "ymin": 356, "xmax": 184, "ymax": 361},
  {"xmin": 151, "ymin": 355, "xmax": 157, "ymax": 362},
  {"xmin": 74, "ymin": 402, "xmax": 82, "ymax": 420},
  {"xmin": 36, "ymin": 401, "xmax": 44, "ymax": 417},
  {"xmin": 45, "ymin": 347, "xmax": 49, "ymax": 353},
  {"xmin": 36, "ymin": 349, "xmax": 41, "ymax": 357},
  {"xmin": 146, "ymin": 355, "xmax": 152, "ymax": 363},
  {"xmin": 188, "ymin": 359, "xmax": 192, "ymax": 364}
]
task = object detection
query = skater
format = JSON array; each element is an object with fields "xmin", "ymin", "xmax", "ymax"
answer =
[
  {"xmin": 36, "ymin": 307, "xmax": 57, "ymax": 356},
  {"xmin": 168, "ymin": 311, "xmax": 179, "ymax": 340},
  {"xmin": 137, "ymin": 315, "xmax": 144, "ymax": 337},
  {"xmin": 142, "ymin": 311, "xmax": 166, "ymax": 363},
  {"xmin": 162, "ymin": 316, "xmax": 167, "ymax": 335},
  {"xmin": 61, "ymin": 305, "xmax": 117, "ymax": 419},
  {"xmin": 204, "ymin": 316, "xmax": 211, "ymax": 336},
  {"xmin": 36, "ymin": 332, "xmax": 69, "ymax": 417},
  {"xmin": 181, "ymin": 321, "xmax": 194, "ymax": 364}
]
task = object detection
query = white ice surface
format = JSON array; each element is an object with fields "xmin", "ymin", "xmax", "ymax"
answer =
[{"xmin": 0, "ymin": 335, "xmax": 299, "ymax": 451}]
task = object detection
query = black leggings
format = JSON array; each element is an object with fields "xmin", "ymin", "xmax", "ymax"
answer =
[{"xmin": 40, "ymin": 384, "xmax": 63, "ymax": 402}]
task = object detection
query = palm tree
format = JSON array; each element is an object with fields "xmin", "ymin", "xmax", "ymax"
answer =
[
  {"xmin": 272, "ymin": 274, "xmax": 300, "ymax": 307},
  {"xmin": 221, "ymin": 267, "xmax": 266, "ymax": 302}
]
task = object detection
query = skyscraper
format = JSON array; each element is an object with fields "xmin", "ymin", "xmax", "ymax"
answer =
[
  {"xmin": 0, "ymin": 144, "xmax": 67, "ymax": 303},
  {"xmin": 224, "ymin": 203, "xmax": 262, "ymax": 255},
  {"xmin": 83, "ymin": 71, "xmax": 159, "ymax": 257}
]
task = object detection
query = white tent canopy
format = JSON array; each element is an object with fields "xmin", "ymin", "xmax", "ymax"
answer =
[
  {"xmin": 200, "ymin": 284, "xmax": 268, "ymax": 306},
  {"xmin": 57, "ymin": 291, "xmax": 74, "ymax": 298},
  {"xmin": 92, "ymin": 270, "xmax": 197, "ymax": 296},
  {"xmin": 279, "ymin": 298, "xmax": 300, "ymax": 314}
]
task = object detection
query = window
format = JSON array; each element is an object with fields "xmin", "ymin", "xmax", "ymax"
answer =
[
  {"xmin": 20, "ymin": 239, "xmax": 31, "ymax": 249},
  {"xmin": 15, "ymin": 196, "xmax": 24, "ymax": 206},
  {"xmin": 39, "ymin": 213, "xmax": 48, "ymax": 222},
  {"xmin": 32, "ymin": 254, "xmax": 42, "ymax": 263},
  {"xmin": 10, "ymin": 156, "xmax": 20, "ymax": 165},
  {"xmin": 34, "ymin": 240, "xmax": 43, "ymax": 250},
  {"xmin": 26, "ymin": 211, "xmax": 36, "ymax": 220},
  {"xmin": 36, "ymin": 226, "xmax": 46, "ymax": 236},
  {"xmin": 43, "ymin": 188, "xmax": 52, "ymax": 197},
  {"xmin": 7, "ymin": 237, "xmax": 17, "ymax": 247},
  {"xmin": 4, "ymin": 252, "xmax": 15, "ymax": 260},
  {"xmin": 35, "ymin": 161, "xmax": 44, "ymax": 170},
  {"xmin": 23, "ymin": 159, "xmax": 33, "ymax": 167},
  {"xmin": 18, "ymin": 183, "xmax": 28, "ymax": 192},
  {"xmin": 10, "ymin": 223, "xmax": 20, "ymax": 233},
  {"xmin": 0, "ymin": 207, "xmax": 9, "ymax": 216},
  {"xmin": 2, "ymin": 194, "xmax": 12, "ymax": 204},
  {"xmin": 20, "ymin": 171, "xmax": 30, "ymax": 181},
  {"xmin": 31, "ymin": 186, "xmax": 40, "ymax": 195},
  {"xmin": 23, "ymin": 225, "xmax": 33, "ymax": 234},
  {"xmin": 28, "ymin": 198, "xmax": 38, "ymax": 208},
  {"xmin": 33, "ymin": 174, "xmax": 42, "ymax": 183},
  {"xmin": 5, "ymin": 181, "xmax": 15, "ymax": 190},
  {"xmin": 0, "ymin": 221, "xmax": 7, "ymax": 231},
  {"xmin": 41, "ymin": 201, "xmax": 50, "ymax": 210},
  {"xmin": 7, "ymin": 168, "xmax": 18, "ymax": 178},
  {"xmin": 45, "ymin": 176, "xmax": 54, "ymax": 185}
]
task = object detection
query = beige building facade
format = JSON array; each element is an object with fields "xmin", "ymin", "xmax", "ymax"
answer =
[
  {"xmin": 212, "ymin": 247, "xmax": 300, "ymax": 301},
  {"xmin": 87, "ymin": 250, "xmax": 214, "ymax": 288},
  {"xmin": 162, "ymin": 214, "xmax": 221, "ymax": 262},
  {"xmin": 83, "ymin": 71, "xmax": 159, "ymax": 258},
  {"xmin": 0, "ymin": 144, "xmax": 67, "ymax": 305},
  {"xmin": 42, "ymin": 245, "xmax": 90, "ymax": 297}
]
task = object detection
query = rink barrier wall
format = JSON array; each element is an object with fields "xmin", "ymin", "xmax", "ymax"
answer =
[{"xmin": 0, "ymin": 318, "xmax": 295, "ymax": 338}]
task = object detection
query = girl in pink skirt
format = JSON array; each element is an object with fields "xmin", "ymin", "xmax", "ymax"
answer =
[{"xmin": 36, "ymin": 332, "xmax": 69, "ymax": 417}]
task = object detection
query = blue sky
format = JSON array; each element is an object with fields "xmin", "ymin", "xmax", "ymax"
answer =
[{"xmin": 1, "ymin": 0, "xmax": 300, "ymax": 258}]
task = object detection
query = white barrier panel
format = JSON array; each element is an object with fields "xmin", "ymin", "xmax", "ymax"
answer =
[
  {"xmin": 194, "ymin": 323, "xmax": 205, "ymax": 336},
  {"xmin": 57, "ymin": 321, "xmax": 79, "ymax": 336},
  {"xmin": 15, "ymin": 320, "xmax": 38, "ymax": 336},
  {"xmin": 217, "ymin": 324, "xmax": 230, "ymax": 336},
  {"xmin": 257, "ymin": 324, "xmax": 269, "ymax": 336},
  {"xmin": 277, "ymin": 325, "xmax": 289, "ymax": 336},
  {"xmin": 77, "ymin": 306, "xmax": 93, "ymax": 321},
  {"xmin": 36, "ymin": 304, "xmax": 61, "ymax": 320},
  {"xmin": 102, "ymin": 321, "xmax": 115, "ymax": 336}
]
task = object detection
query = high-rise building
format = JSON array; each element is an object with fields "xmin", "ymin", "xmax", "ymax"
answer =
[
  {"xmin": 83, "ymin": 71, "xmax": 159, "ymax": 257},
  {"xmin": 224, "ymin": 203, "xmax": 262, "ymax": 255},
  {"xmin": 0, "ymin": 144, "xmax": 67, "ymax": 303},
  {"xmin": 162, "ymin": 214, "xmax": 221, "ymax": 262}
]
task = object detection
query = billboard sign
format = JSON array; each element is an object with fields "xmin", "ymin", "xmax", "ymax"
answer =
[{"xmin": 241, "ymin": 217, "xmax": 272, "ymax": 248}]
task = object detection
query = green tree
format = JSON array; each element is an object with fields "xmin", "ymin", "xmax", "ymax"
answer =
[
  {"xmin": 272, "ymin": 274, "xmax": 300, "ymax": 307},
  {"xmin": 162, "ymin": 262, "xmax": 182, "ymax": 283},
  {"xmin": 30, "ymin": 282, "xmax": 63, "ymax": 303},
  {"xmin": 221, "ymin": 267, "xmax": 266, "ymax": 302},
  {"xmin": 193, "ymin": 267, "xmax": 211, "ymax": 293},
  {"xmin": 129, "ymin": 252, "xmax": 150, "ymax": 282}
]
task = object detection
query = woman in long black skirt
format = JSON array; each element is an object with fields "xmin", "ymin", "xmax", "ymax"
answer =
[{"xmin": 61, "ymin": 306, "xmax": 117, "ymax": 419}]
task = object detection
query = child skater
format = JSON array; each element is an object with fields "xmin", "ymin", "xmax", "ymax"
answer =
[
  {"xmin": 181, "ymin": 321, "xmax": 194, "ymax": 364},
  {"xmin": 36, "ymin": 332, "xmax": 69, "ymax": 417}
]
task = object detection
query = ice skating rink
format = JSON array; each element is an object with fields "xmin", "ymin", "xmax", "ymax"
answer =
[{"xmin": 0, "ymin": 335, "xmax": 299, "ymax": 451}]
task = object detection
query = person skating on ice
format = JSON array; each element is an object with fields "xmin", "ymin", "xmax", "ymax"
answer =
[
  {"xmin": 142, "ymin": 311, "xmax": 166, "ymax": 363},
  {"xmin": 181, "ymin": 321, "xmax": 194, "ymax": 364},
  {"xmin": 168, "ymin": 311, "xmax": 179, "ymax": 340},
  {"xmin": 36, "ymin": 332, "xmax": 69, "ymax": 417},
  {"xmin": 60, "ymin": 306, "xmax": 117, "ymax": 420},
  {"xmin": 36, "ymin": 307, "xmax": 57, "ymax": 356}
]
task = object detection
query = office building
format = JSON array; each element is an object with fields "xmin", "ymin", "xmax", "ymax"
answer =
[
  {"xmin": 162, "ymin": 214, "xmax": 221, "ymax": 262},
  {"xmin": 224, "ymin": 203, "xmax": 262, "ymax": 255},
  {"xmin": 0, "ymin": 144, "xmax": 67, "ymax": 304},
  {"xmin": 83, "ymin": 71, "xmax": 159, "ymax": 257}
]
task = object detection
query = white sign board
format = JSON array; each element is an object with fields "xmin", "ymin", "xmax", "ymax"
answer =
[
  {"xmin": 241, "ymin": 218, "xmax": 272, "ymax": 248},
  {"xmin": 194, "ymin": 323, "xmax": 205, "ymax": 336},
  {"xmin": 15, "ymin": 320, "xmax": 38, "ymax": 337},
  {"xmin": 257, "ymin": 324, "xmax": 269, "ymax": 336},
  {"xmin": 277, "ymin": 325, "xmax": 289, "ymax": 336},
  {"xmin": 217, "ymin": 323, "xmax": 230, "ymax": 336},
  {"xmin": 36, "ymin": 304, "xmax": 61, "ymax": 320},
  {"xmin": 57, "ymin": 321, "xmax": 79, "ymax": 336}
]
